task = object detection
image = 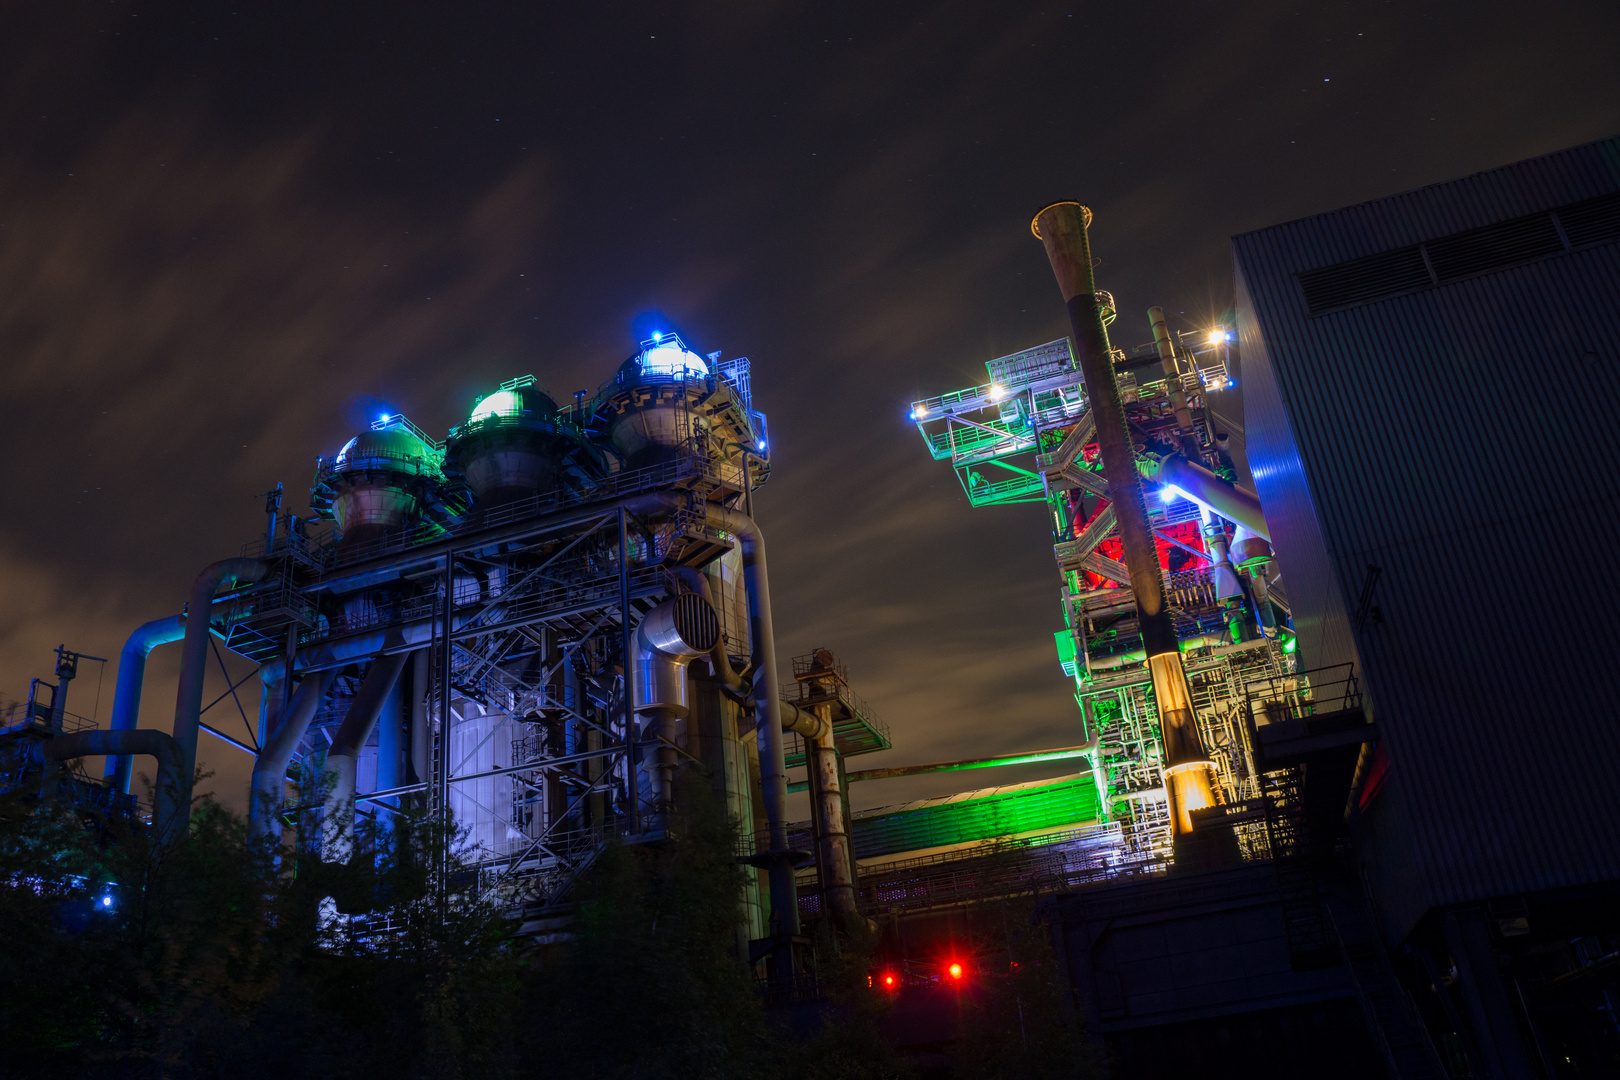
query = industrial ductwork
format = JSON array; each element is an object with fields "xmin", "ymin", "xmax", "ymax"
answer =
[
  {"xmin": 1033, "ymin": 201, "xmax": 1220, "ymax": 842},
  {"xmin": 172, "ymin": 558, "xmax": 268, "ymax": 830},
  {"xmin": 105, "ymin": 614, "xmax": 185, "ymax": 794},
  {"xmin": 1143, "ymin": 454, "xmax": 1270, "ymax": 541},
  {"xmin": 633, "ymin": 594, "xmax": 721, "ymax": 805},
  {"xmin": 697, "ymin": 502, "xmax": 801, "ymax": 946},
  {"xmin": 319, "ymin": 653, "xmax": 410, "ymax": 863},
  {"xmin": 249, "ymin": 668, "xmax": 338, "ymax": 842},
  {"xmin": 44, "ymin": 729, "xmax": 184, "ymax": 842}
]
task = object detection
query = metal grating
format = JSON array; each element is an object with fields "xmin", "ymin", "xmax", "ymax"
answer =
[
  {"xmin": 1424, "ymin": 211, "xmax": 1564, "ymax": 282},
  {"xmin": 1297, "ymin": 245, "xmax": 1431, "ymax": 316}
]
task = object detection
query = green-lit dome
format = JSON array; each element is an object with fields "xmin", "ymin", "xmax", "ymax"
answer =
[
  {"xmin": 331, "ymin": 427, "xmax": 438, "ymax": 477},
  {"xmin": 446, "ymin": 379, "xmax": 571, "ymax": 506},
  {"xmin": 465, "ymin": 385, "xmax": 560, "ymax": 425}
]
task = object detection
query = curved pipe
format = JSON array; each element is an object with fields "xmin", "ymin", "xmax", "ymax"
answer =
[
  {"xmin": 671, "ymin": 565, "xmax": 749, "ymax": 699},
  {"xmin": 172, "ymin": 558, "xmax": 268, "ymax": 823},
  {"xmin": 106, "ymin": 614, "xmax": 186, "ymax": 794},
  {"xmin": 1149, "ymin": 455, "xmax": 1270, "ymax": 541},
  {"xmin": 320, "ymin": 652, "xmax": 409, "ymax": 863},
  {"xmin": 779, "ymin": 699, "xmax": 827, "ymax": 740},
  {"xmin": 249, "ymin": 668, "xmax": 337, "ymax": 842},
  {"xmin": 45, "ymin": 729, "xmax": 183, "ymax": 842},
  {"xmin": 633, "ymin": 595, "xmax": 718, "ymax": 806}
]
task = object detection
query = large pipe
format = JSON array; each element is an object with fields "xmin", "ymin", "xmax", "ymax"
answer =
[
  {"xmin": 632, "ymin": 594, "xmax": 720, "ymax": 806},
  {"xmin": 44, "ymin": 729, "xmax": 184, "ymax": 841},
  {"xmin": 1033, "ymin": 202, "xmax": 1218, "ymax": 839},
  {"xmin": 1147, "ymin": 305, "xmax": 1199, "ymax": 457},
  {"xmin": 1146, "ymin": 455, "xmax": 1270, "ymax": 541},
  {"xmin": 789, "ymin": 744, "xmax": 1094, "ymax": 791},
  {"xmin": 804, "ymin": 700, "xmax": 863, "ymax": 932},
  {"xmin": 320, "ymin": 652, "xmax": 409, "ymax": 862},
  {"xmin": 249, "ymin": 668, "xmax": 337, "ymax": 841},
  {"xmin": 779, "ymin": 699, "xmax": 827, "ymax": 740},
  {"xmin": 409, "ymin": 648, "xmax": 429, "ymax": 787},
  {"xmin": 105, "ymin": 614, "xmax": 186, "ymax": 794},
  {"xmin": 172, "ymin": 558, "xmax": 268, "ymax": 826},
  {"xmin": 699, "ymin": 502, "xmax": 802, "ymax": 945},
  {"xmin": 672, "ymin": 565, "xmax": 750, "ymax": 701}
]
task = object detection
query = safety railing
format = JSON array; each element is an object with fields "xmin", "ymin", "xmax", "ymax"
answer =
[{"xmin": 1244, "ymin": 663, "xmax": 1362, "ymax": 730}]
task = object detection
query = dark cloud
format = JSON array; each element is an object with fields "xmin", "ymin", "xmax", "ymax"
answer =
[{"xmin": 3, "ymin": 0, "xmax": 1617, "ymax": 812}]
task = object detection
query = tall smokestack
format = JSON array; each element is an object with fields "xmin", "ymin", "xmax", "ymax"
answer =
[{"xmin": 1031, "ymin": 202, "xmax": 1220, "ymax": 841}]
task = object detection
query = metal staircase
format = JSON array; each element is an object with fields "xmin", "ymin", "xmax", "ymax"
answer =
[{"xmin": 1260, "ymin": 765, "xmax": 1334, "ymax": 970}]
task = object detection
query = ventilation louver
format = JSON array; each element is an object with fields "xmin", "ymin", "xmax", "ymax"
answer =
[
  {"xmin": 1297, "ymin": 246, "xmax": 1430, "ymax": 316},
  {"xmin": 1558, "ymin": 190, "xmax": 1620, "ymax": 248},
  {"xmin": 1296, "ymin": 188, "xmax": 1620, "ymax": 316},
  {"xmin": 1425, "ymin": 213, "xmax": 1564, "ymax": 282}
]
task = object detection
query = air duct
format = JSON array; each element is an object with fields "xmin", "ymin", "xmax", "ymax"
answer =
[
  {"xmin": 696, "ymin": 502, "xmax": 802, "ymax": 948},
  {"xmin": 1143, "ymin": 454, "xmax": 1270, "ymax": 541},
  {"xmin": 1033, "ymin": 202, "xmax": 1219, "ymax": 842},
  {"xmin": 105, "ymin": 614, "xmax": 185, "ymax": 794},
  {"xmin": 633, "ymin": 594, "xmax": 721, "ymax": 805},
  {"xmin": 319, "ymin": 652, "xmax": 410, "ymax": 863},
  {"xmin": 44, "ymin": 730, "xmax": 184, "ymax": 842},
  {"xmin": 1148, "ymin": 305, "xmax": 1199, "ymax": 458},
  {"xmin": 249, "ymin": 668, "xmax": 338, "ymax": 842}
]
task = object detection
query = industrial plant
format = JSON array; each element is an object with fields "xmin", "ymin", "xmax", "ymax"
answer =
[{"xmin": 5, "ymin": 135, "xmax": 1619, "ymax": 1079}]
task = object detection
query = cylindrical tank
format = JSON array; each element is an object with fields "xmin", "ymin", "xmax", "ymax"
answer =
[
  {"xmin": 444, "ymin": 381, "xmax": 573, "ymax": 506},
  {"xmin": 598, "ymin": 339, "xmax": 714, "ymax": 468},
  {"xmin": 313, "ymin": 425, "xmax": 441, "ymax": 547}
]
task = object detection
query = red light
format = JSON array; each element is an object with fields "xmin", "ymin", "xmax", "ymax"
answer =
[
  {"xmin": 948, "ymin": 963, "xmax": 963, "ymax": 980},
  {"xmin": 883, "ymin": 973, "xmax": 896, "ymax": 988}
]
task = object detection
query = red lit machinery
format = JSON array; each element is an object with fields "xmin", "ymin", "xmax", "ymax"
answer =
[{"xmin": 907, "ymin": 204, "xmax": 1302, "ymax": 875}]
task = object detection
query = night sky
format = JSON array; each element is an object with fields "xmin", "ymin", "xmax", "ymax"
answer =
[{"xmin": 4, "ymin": 1, "xmax": 1617, "ymax": 816}]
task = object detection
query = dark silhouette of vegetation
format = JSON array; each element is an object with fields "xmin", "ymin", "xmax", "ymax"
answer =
[
  {"xmin": 952, "ymin": 896, "xmax": 1098, "ymax": 1080},
  {"xmin": 0, "ymin": 772, "xmax": 1090, "ymax": 1080}
]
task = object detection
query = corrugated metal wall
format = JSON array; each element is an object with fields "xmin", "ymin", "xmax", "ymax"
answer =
[{"xmin": 1231, "ymin": 136, "xmax": 1620, "ymax": 937}]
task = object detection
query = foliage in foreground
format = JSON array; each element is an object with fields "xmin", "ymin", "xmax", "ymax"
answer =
[{"xmin": 0, "ymin": 774, "xmax": 1091, "ymax": 1080}]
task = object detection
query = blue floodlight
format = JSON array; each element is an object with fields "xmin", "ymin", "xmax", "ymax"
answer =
[
  {"xmin": 652, "ymin": 331, "xmax": 663, "ymax": 342},
  {"xmin": 1160, "ymin": 485, "xmax": 1185, "ymax": 504},
  {"xmin": 379, "ymin": 413, "xmax": 391, "ymax": 423},
  {"xmin": 99, "ymin": 894, "xmax": 114, "ymax": 909}
]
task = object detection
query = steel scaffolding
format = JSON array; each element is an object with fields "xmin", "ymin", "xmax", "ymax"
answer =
[{"xmin": 910, "ymin": 319, "xmax": 1297, "ymax": 867}]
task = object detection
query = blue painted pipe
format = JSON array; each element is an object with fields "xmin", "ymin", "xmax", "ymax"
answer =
[{"xmin": 105, "ymin": 615, "xmax": 186, "ymax": 794}]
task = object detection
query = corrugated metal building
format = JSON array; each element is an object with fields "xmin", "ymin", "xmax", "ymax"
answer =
[{"xmin": 1233, "ymin": 137, "xmax": 1620, "ymax": 1076}]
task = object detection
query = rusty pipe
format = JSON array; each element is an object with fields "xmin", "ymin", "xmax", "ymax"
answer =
[
  {"xmin": 1148, "ymin": 305, "xmax": 1199, "ymax": 457},
  {"xmin": 1033, "ymin": 203, "xmax": 1217, "ymax": 837}
]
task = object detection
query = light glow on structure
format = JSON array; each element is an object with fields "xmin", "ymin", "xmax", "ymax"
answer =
[
  {"xmin": 988, "ymin": 383, "xmax": 1007, "ymax": 402},
  {"xmin": 640, "ymin": 340, "xmax": 709, "ymax": 379},
  {"xmin": 470, "ymin": 390, "xmax": 523, "ymax": 422},
  {"xmin": 948, "ymin": 963, "xmax": 964, "ymax": 980},
  {"xmin": 1159, "ymin": 484, "xmax": 1186, "ymax": 504},
  {"xmin": 1208, "ymin": 327, "xmax": 1225, "ymax": 344}
]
